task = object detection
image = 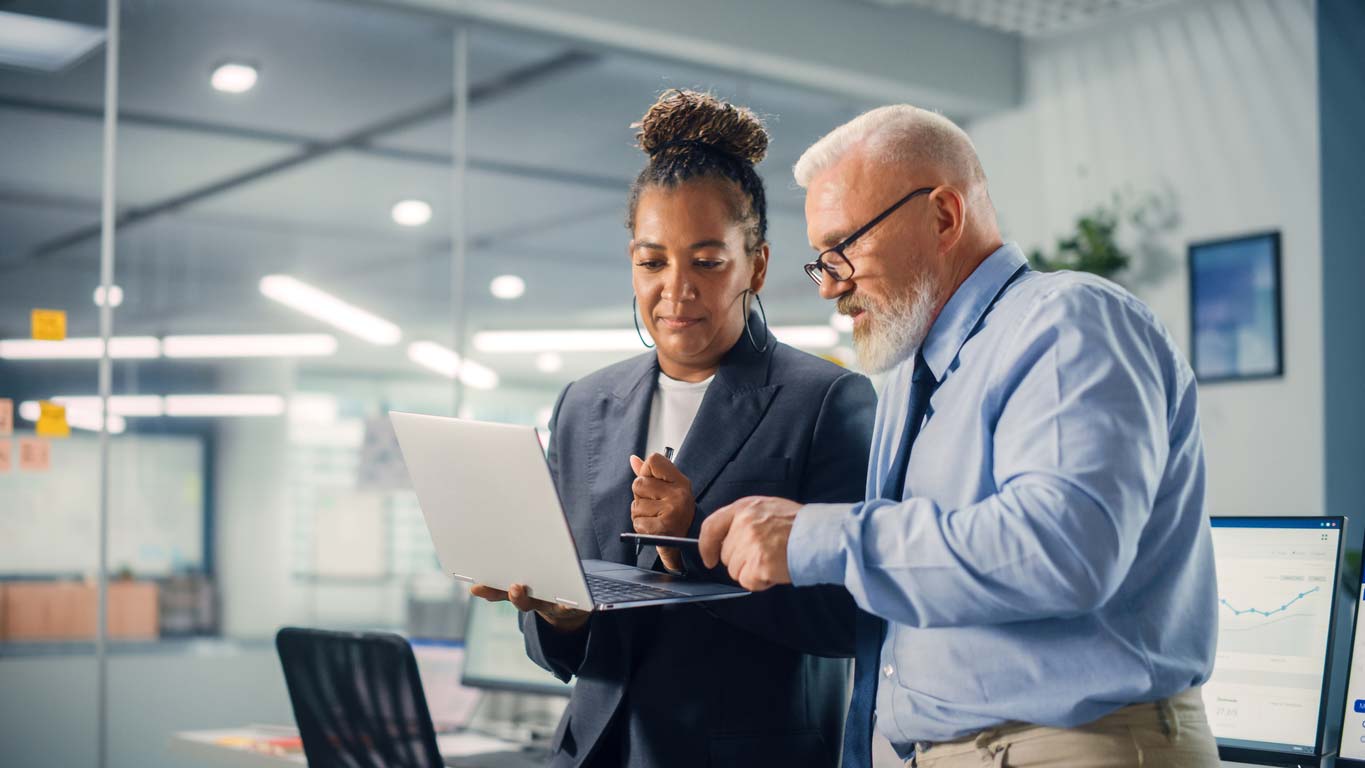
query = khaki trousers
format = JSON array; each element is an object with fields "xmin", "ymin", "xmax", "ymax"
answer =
[{"xmin": 907, "ymin": 688, "xmax": 1220, "ymax": 767}]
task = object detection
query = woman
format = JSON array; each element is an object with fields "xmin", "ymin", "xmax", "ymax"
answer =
[{"xmin": 473, "ymin": 90, "xmax": 875, "ymax": 768}]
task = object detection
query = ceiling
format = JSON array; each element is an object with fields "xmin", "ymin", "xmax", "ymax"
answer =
[
  {"xmin": 861, "ymin": 0, "xmax": 1187, "ymax": 38},
  {"xmin": 0, "ymin": 0, "xmax": 913, "ymax": 390}
]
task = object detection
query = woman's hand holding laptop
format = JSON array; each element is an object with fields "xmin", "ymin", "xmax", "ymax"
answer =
[{"xmin": 470, "ymin": 583, "xmax": 590, "ymax": 633}]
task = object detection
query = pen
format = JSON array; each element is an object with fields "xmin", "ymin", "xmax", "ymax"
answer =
[
  {"xmin": 632, "ymin": 447, "xmax": 677, "ymax": 558},
  {"xmin": 623, "ymin": 533, "xmax": 701, "ymax": 555}
]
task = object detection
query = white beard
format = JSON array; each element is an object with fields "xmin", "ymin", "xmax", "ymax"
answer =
[{"xmin": 851, "ymin": 274, "xmax": 937, "ymax": 374}]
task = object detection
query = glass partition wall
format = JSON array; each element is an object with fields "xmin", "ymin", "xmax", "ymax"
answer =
[{"xmin": 0, "ymin": 1, "xmax": 867, "ymax": 765}]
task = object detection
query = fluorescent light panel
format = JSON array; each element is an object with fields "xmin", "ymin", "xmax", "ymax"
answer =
[
  {"xmin": 0, "ymin": 11, "xmax": 106, "ymax": 72},
  {"xmin": 162, "ymin": 334, "xmax": 338, "ymax": 358},
  {"xmin": 19, "ymin": 394, "xmax": 287, "ymax": 419},
  {"xmin": 473, "ymin": 326, "xmax": 838, "ymax": 353},
  {"xmin": 259, "ymin": 275, "xmax": 402, "ymax": 346},
  {"xmin": 49, "ymin": 395, "xmax": 165, "ymax": 417},
  {"xmin": 407, "ymin": 341, "xmax": 499, "ymax": 390},
  {"xmin": 164, "ymin": 395, "xmax": 286, "ymax": 417},
  {"xmin": 0, "ymin": 337, "xmax": 161, "ymax": 359},
  {"xmin": 473, "ymin": 329, "xmax": 643, "ymax": 353},
  {"xmin": 18, "ymin": 400, "xmax": 126, "ymax": 434}
]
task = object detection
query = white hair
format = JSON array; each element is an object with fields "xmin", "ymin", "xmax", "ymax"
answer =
[{"xmin": 793, "ymin": 104, "xmax": 987, "ymax": 191}]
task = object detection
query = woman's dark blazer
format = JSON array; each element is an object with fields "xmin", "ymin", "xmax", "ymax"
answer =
[{"xmin": 521, "ymin": 329, "xmax": 877, "ymax": 768}]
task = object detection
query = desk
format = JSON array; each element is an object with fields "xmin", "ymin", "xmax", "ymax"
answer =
[{"xmin": 169, "ymin": 727, "xmax": 526, "ymax": 767}]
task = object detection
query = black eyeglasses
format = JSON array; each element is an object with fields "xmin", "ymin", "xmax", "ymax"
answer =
[{"xmin": 803, "ymin": 186, "xmax": 935, "ymax": 286}]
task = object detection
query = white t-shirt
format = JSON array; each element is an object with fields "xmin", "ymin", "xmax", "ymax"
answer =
[{"xmin": 643, "ymin": 372, "xmax": 714, "ymax": 460}]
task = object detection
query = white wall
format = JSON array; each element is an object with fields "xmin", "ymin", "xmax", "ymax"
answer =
[{"xmin": 969, "ymin": 0, "xmax": 1321, "ymax": 517}]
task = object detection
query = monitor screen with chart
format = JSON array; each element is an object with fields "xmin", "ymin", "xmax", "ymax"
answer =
[
  {"xmin": 1203, "ymin": 516, "xmax": 1344, "ymax": 762},
  {"xmin": 461, "ymin": 598, "xmax": 574, "ymax": 697}
]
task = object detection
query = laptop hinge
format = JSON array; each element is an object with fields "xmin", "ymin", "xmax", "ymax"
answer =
[
  {"xmin": 554, "ymin": 598, "xmax": 580, "ymax": 608},
  {"xmin": 451, "ymin": 573, "xmax": 476, "ymax": 584}
]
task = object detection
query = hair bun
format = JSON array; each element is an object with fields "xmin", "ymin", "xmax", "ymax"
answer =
[{"xmin": 635, "ymin": 89, "xmax": 769, "ymax": 166}]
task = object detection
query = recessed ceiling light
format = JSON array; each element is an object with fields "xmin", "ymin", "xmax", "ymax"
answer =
[
  {"xmin": 0, "ymin": 11, "xmax": 105, "ymax": 72},
  {"xmin": 211, "ymin": 61, "xmax": 258, "ymax": 94},
  {"xmin": 535, "ymin": 352, "xmax": 563, "ymax": 373},
  {"xmin": 490, "ymin": 275, "xmax": 526, "ymax": 300},
  {"xmin": 391, "ymin": 199, "xmax": 432, "ymax": 227},
  {"xmin": 93, "ymin": 284, "xmax": 123, "ymax": 308}
]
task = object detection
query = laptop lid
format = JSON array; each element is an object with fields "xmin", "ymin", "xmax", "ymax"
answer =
[{"xmin": 390, "ymin": 412, "xmax": 592, "ymax": 610}]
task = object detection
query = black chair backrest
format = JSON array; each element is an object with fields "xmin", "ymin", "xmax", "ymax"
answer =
[{"xmin": 276, "ymin": 627, "xmax": 444, "ymax": 768}]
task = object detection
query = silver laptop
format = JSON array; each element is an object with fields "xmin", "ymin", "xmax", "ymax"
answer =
[{"xmin": 389, "ymin": 411, "xmax": 748, "ymax": 611}]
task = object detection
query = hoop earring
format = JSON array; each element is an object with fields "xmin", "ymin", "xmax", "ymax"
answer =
[
  {"xmin": 742, "ymin": 289, "xmax": 769, "ymax": 354},
  {"xmin": 633, "ymin": 295, "xmax": 655, "ymax": 349}
]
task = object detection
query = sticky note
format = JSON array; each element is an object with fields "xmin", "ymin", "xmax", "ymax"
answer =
[
  {"xmin": 0, "ymin": 398, "xmax": 11, "ymax": 436},
  {"xmin": 36, "ymin": 401, "xmax": 70, "ymax": 438},
  {"xmin": 0, "ymin": 440, "xmax": 10, "ymax": 473},
  {"xmin": 18, "ymin": 438, "xmax": 49, "ymax": 472},
  {"xmin": 31, "ymin": 309, "xmax": 67, "ymax": 341}
]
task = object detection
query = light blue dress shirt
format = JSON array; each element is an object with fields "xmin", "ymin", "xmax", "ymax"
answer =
[{"xmin": 788, "ymin": 243, "xmax": 1218, "ymax": 753}]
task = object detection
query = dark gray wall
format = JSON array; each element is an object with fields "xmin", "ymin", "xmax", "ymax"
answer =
[{"xmin": 1320, "ymin": 0, "xmax": 1365, "ymax": 756}]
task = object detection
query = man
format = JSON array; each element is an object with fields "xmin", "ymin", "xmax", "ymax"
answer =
[{"xmin": 697, "ymin": 105, "xmax": 1220, "ymax": 767}]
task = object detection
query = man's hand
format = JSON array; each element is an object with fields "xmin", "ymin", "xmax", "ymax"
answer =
[
  {"xmin": 629, "ymin": 453, "xmax": 695, "ymax": 572},
  {"xmin": 698, "ymin": 496, "xmax": 801, "ymax": 591},
  {"xmin": 470, "ymin": 583, "xmax": 590, "ymax": 633}
]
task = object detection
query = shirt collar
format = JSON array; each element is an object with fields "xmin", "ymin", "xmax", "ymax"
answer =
[{"xmin": 919, "ymin": 242, "xmax": 1028, "ymax": 381}]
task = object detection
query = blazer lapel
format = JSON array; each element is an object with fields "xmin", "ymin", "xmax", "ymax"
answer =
[
  {"xmin": 637, "ymin": 326, "xmax": 778, "ymax": 570},
  {"xmin": 587, "ymin": 353, "xmax": 657, "ymax": 563}
]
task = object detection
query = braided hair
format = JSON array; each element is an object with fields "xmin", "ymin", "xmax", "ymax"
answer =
[{"xmin": 626, "ymin": 89, "xmax": 770, "ymax": 254}]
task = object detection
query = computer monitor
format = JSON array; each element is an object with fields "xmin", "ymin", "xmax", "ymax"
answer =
[
  {"xmin": 461, "ymin": 598, "xmax": 574, "ymax": 696},
  {"xmin": 409, "ymin": 639, "xmax": 481, "ymax": 731},
  {"xmin": 1204, "ymin": 516, "xmax": 1345, "ymax": 765}
]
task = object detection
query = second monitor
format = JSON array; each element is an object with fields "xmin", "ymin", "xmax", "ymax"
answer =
[{"xmin": 1204, "ymin": 516, "xmax": 1345, "ymax": 765}]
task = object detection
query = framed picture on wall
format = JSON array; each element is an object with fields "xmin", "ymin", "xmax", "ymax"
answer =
[{"xmin": 1188, "ymin": 231, "xmax": 1283, "ymax": 383}]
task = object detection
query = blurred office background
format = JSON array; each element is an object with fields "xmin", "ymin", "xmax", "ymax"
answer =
[{"xmin": 0, "ymin": 0, "xmax": 1360, "ymax": 766}]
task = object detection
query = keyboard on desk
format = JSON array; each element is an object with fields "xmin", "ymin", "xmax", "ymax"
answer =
[{"xmin": 585, "ymin": 573, "xmax": 686, "ymax": 603}]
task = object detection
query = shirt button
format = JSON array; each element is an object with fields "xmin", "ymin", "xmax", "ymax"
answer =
[{"xmin": 882, "ymin": 664, "xmax": 895, "ymax": 678}]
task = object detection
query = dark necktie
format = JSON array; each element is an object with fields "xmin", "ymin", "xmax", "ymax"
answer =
[{"xmin": 842, "ymin": 350, "xmax": 938, "ymax": 768}]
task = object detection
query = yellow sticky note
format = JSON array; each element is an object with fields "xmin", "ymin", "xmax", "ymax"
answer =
[
  {"xmin": 0, "ymin": 398, "xmax": 11, "ymax": 436},
  {"xmin": 31, "ymin": 309, "xmax": 67, "ymax": 341},
  {"xmin": 36, "ymin": 401, "xmax": 70, "ymax": 438},
  {"xmin": 18, "ymin": 438, "xmax": 49, "ymax": 472},
  {"xmin": 0, "ymin": 440, "xmax": 11, "ymax": 473}
]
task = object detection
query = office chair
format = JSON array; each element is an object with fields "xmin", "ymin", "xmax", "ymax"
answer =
[{"xmin": 276, "ymin": 627, "xmax": 445, "ymax": 768}]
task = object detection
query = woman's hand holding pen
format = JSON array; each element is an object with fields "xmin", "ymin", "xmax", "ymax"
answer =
[
  {"xmin": 628, "ymin": 452, "xmax": 695, "ymax": 573},
  {"xmin": 469, "ymin": 583, "xmax": 590, "ymax": 633}
]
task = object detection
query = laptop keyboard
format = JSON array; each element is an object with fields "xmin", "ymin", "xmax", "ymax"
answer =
[{"xmin": 585, "ymin": 573, "xmax": 687, "ymax": 604}]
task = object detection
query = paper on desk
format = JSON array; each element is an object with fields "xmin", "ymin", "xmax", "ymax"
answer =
[{"xmin": 436, "ymin": 732, "xmax": 521, "ymax": 757}]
